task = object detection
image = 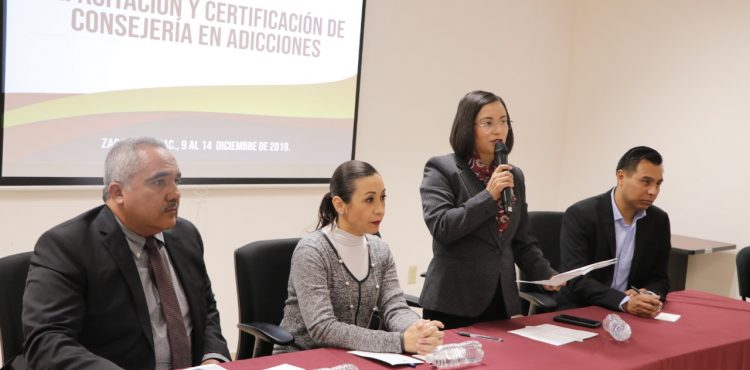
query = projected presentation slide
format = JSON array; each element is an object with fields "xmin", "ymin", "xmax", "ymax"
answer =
[{"xmin": 2, "ymin": 0, "xmax": 364, "ymax": 183}]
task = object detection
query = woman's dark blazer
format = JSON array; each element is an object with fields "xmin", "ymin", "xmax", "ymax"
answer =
[{"xmin": 419, "ymin": 154, "xmax": 555, "ymax": 317}]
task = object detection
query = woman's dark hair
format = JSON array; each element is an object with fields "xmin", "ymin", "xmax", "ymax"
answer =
[
  {"xmin": 449, "ymin": 90, "xmax": 514, "ymax": 160},
  {"xmin": 616, "ymin": 146, "xmax": 662, "ymax": 173},
  {"xmin": 317, "ymin": 160, "xmax": 379, "ymax": 229}
]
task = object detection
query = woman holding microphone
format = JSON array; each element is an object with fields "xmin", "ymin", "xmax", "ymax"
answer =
[{"xmin": 419, "ymin": 90, "xmax": 560, "ymax": 329}]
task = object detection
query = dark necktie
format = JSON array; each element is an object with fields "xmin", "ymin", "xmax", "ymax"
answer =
[{"xmin": 144, "ymin": 237, "xmax": 192, "ymax": 369}]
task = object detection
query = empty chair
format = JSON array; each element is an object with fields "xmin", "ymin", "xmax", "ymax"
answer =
[
  {"xmin": 519, "ymin": 211, "xmax": 563, "ymax": 315},
  {"xmin": 737, "ymin": 246, "xmax": 750, "ymax": 301},
  {"xmin": 0, "ymin": 252, "xmax": 32, "ymax": 367},
  {"xmin": 234, "ymin": 238, "xmax": 301, "ymax": 359}
]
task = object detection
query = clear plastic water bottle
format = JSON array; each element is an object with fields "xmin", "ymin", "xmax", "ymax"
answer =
[
  {"xmin": 603, "ymin": 313, "xmax": 631, "ymax": 341},
  {"xmin": 425, "ymin": 340, "xmax": 484, "ymax": 368}
]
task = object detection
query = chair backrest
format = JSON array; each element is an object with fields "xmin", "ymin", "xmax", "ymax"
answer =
[
  {"xmin": 519, "ymin": 211, "xmax": 563, "ymax": 313},
  {"xmin": 526, "ymin": 211, "xmax": 563, "ymax": 270},
  {"xmin": 234, "ymin": 238, "xmax": 300, "ymax": 360},
  {"xmin": 737, "ymin": 246, "xmax": 750, "ymax": 301},
  {"xmin": 0, "ymin": 252, "xmax": 32, "ymax": 366}
]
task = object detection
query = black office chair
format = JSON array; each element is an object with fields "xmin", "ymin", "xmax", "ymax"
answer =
[
  {"xmin": 737, "ymin": 246, "xmax": 750, "ymax": 301},
  {"xmin": 403, "ymin": 294, "xmax": 421, "ymax": 308},
  {"xmin": 518, "ymin": 211, "xmax": 563, "ymax": 315},
  {"xmin": 234, "ymin": 238, "xmax": 304, "ymax": 359},
  {"xmin": 0, "ymin": 252, "xmax": 32, "ymax": 368}
]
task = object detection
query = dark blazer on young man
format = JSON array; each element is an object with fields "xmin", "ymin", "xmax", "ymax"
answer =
[
  {"xmin": 22, "ymin": 205, "xmax": 229, "ymax": 370},
  {"xmin": 419, "ymin": 154, "xmax": 556, "ymax": 318},
  {"xmin": 556, "ymin": 190, "xmax": 672, "ymax": 311}
]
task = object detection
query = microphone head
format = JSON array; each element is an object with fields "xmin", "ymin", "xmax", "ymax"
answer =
[{"xmin": 494, "ymin": 141, "xmax": 508, "ymax": 154}]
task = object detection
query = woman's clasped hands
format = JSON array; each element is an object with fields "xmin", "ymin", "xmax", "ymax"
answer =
[{"xmin": 403, "ymin": 319, "xmax": 445, "ymax": 355}]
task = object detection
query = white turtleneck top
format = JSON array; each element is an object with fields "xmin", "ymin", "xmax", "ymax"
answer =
[{"xmin": 322, "ymin": 225, "xmax": 369, "ymax": 280}]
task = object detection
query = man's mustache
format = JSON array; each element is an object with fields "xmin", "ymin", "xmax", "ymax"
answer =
[{"xmin": 161, "ymin": 201, "xmax": 179, "ymax": 212}]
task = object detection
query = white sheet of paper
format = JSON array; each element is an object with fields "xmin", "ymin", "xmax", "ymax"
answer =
[
  {"xmin": 517, "ymin": 258, "xmax": 617, "ymax": 286},
  {"xmin": 185, "ymin": 364, "xmax": 226, "ymax": 370},
  {"xmin": 262, "ymin": 365, "xmax": 305, "ymax": 370},
  {"xmin": 655, "ymin": 312, "xmax": 681, "ymax": 322},
  {"xmin": 262, "ymin": 365, "xmax": 306, "ymax": 370},
  {"xmin": 509, "ymin": 324, "xmax": 598, "ymax": 346},
  {"xmin": 348, "ymin": 350, "xmax": 423, "ymax": 366},
  {"xmin": 412, "ymin": 354, "xmax": 428, "ymax": 361}
]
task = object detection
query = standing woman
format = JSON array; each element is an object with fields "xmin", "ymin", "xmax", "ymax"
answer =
[
  {"xmin": 419, "ymin": 90, "xmax": 559, "ymax": 329},
  {"xmin": 275, "ymin": 160, "xmax": 444, "ymax": 354}
]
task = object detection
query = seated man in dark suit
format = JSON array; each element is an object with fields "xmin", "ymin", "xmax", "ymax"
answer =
[
  {"xmin": 23, "ymin": 137, "xmax": 230, "ymax": 369},
  {"xmin": 557, "ymin": 146, "xmax": 670, "ymax": 318}
]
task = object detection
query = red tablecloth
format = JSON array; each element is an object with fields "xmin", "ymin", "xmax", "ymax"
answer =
[{"xmin": 223, "ymin": 290, "xmax": 750, "ymax": 370}]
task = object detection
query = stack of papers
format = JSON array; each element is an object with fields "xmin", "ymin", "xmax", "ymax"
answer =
[
  {"xmin": 509, "ymin": 324, "xmax": 598, "ymax": 346},
  {"xmin": 517, "ymin": 258, "xmax": 617, "ymax": 286}
]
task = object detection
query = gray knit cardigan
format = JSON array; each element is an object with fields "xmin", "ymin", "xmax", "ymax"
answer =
[{"xmin": 273, "ymin": 230, "xmax": 419, "ymax": 353}]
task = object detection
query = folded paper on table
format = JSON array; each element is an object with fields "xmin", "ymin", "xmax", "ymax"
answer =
[
  {"xmin": 509, "ymin": 324, "xmax": 598, "ymax": 346},
  {"xmin": 348, "ymin": 350, "xmax": 423, "ymax": 366},
  {"xmin": 263, "ymin": 365, "xmax": 305, "ymax": 370},
  {"xmin": 517, "ymin": 258, "xmax": 617, "ymax": 286},
  {"xmin": 185, "ymin": 364, "xmax": 226, "ymax": 370},
  {"xmin": 655, "ymin": 312, "xmax": 681, "ymax": 322}
]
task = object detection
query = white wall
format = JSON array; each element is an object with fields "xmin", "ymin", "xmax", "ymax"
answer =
[
  {"xmin": 2, "ymin": 0, "xmax": 747, "ymax": 357},
  {"xmin": 356, "ymin": 0, "xmax": 572, "ymax": 297},
  {"xmin": 559, "ymin": 0, "xmax": 750, "ymax": 297}
]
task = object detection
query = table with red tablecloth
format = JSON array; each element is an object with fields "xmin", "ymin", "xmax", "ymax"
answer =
[{"xmin": 221, "ymin": 290, "xmax": 750, "ymax": 370}]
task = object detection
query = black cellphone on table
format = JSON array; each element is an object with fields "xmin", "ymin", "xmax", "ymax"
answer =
[{"xmin": 553, "ymin": 314, "xmax": 601, "ymax": 328}]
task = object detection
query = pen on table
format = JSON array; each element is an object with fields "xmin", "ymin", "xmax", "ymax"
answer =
[
  {"xmin": 457, "ymin": 331, "xmax": 503, "ymax": 341},
  {"xmin": 631, "ymin": 285, "xmax": 663, "ymax": 310},
  {"xmin": 630, "ymin": 285, "xmax": 657, "ymax": 296}
]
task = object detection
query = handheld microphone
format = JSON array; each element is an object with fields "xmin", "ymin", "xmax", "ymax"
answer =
[{"xmin": 494, "ymin": 142, "xmax": 513, "ymax": 215}]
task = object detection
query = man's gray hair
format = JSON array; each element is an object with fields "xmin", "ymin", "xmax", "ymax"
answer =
[{"xmin": 102, "ymin": 137, "xmax": 167, "ymax": 201}]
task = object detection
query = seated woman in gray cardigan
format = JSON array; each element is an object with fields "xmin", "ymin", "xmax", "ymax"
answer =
[{"xmin": 274, "ymin": 160, "xmax": 444, "ymax": 354}]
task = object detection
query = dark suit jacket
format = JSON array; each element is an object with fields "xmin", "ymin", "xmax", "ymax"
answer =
[
  {"xmin": 22, "ymin": 205, "xmax": 229, "ymax": 370},
  {"xmin": 557, "ymin": 190, "xmax": 671, "ymax": 311},
  {"xmin": 419, "ymin": 154, "xmax": 556, "ymax": 317}
]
